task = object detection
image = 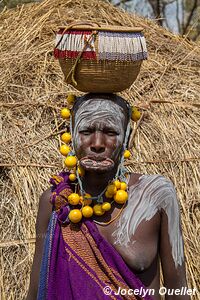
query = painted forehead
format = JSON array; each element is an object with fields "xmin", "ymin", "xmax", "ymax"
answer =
[{"xmin": 73, "ymin": 99, "xmax": 126, "ymax": 130}]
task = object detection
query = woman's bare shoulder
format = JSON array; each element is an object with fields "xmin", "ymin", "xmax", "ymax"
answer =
[
  {"xmin": 36, "ymin": 188, "xmax": 52, "ymax": 232},
  {"xmin": 128, "ymin": 173, "xmax": 177, "ymax": 209},
  {"xmin": 39, "ymin": 188, "xmax": 52, "ymax": 205},
  {"xmin": 128, "ymin": 173, "xmax": 144, "ymax": 187},
  {"xmin": 128, "ymin": 173, "xmax": 173, "ymax": 188}
]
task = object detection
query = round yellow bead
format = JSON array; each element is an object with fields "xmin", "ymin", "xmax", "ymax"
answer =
[
  {"xmin": 131, "ymin": 107, "xmax": 141, "ymax": 122},
  {"xmin": 124, "ymin": 150, "xmax": 131, "ymax": 159},
  {"xmin": 64, "ymin": 156, "xmax": 77, "ymax": 169},
  {"xmin": 82, "ymin": 206, "xmax": 93, "ymax": 218},
  {"xmin": 120, "ymin": 182, "xmax": 127, "ymax": 191},
  {"xmin": 93, "ymin": 204, "xmax": 105, "ymax": 216},
  {"xmin": 105, "ymin": 190, "xmax": 113, "ymax": 199},
  {"xmin": 113, "ymin": 180, "xmax": 121, "ymax": 189},
  {"xmin": 61, "ymin": 132, "xmax": 71, "ymax": 144},
  {"xmin": 101, "ymin": 202, "xmax": 111, "ymax": 211},
  {"xmin": 59, "ymin": 145, "xmax": 71, "ymax": 156},
  {"xmin": 114, "ymin": 190, "xmax": 128, "ymax": 204},
  {"xmin": 106, "ymin": 184, "xmax": 117, "ymax": 195},
  {"xmin": 78, "ymin": 166, "xmax": 85, "ymax": 176},
  {"xmin": 67, "ymin": 94, "xmax": 75, "ymax": 105},
  {"xmin": 68, "ymin": 193, "xmax": 80, "ymax": 205},
  {"xmin": 61, "ymin": 108, "xmax": 70, "ymax": 119},
  {"xmin": 69, "ymin": 173, "xmax": 76, "ymax": 181},
  {"xmin": 68, "ymin": 209, "xmax": 82, "ymax": 223}
]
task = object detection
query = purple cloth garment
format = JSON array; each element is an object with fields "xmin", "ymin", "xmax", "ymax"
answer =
[
  {"xmin": 38, "ymin": 171, "xmax": 153, "ymax": 300},
  {"xmin": 46, "ymin": 215, "xmax": 153, "ymax": 300}
]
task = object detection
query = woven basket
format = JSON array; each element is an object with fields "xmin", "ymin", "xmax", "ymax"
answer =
[{"xmin": 54, "ymin": 22, "xmax": 147, "ymax": 93}]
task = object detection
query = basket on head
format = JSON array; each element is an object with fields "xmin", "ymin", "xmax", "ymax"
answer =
[{"xmin": 54, "ymin": 22, "xmax": 147, "ymax": 93}]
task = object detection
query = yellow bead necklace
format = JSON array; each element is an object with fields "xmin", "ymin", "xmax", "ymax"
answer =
[{"xmin": 66, "ymin": 176, "xmax": 128, "ymax": 224}]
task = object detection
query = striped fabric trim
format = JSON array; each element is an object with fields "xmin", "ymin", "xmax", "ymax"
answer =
[
  {"xmin": 54, "ymin": 49, "xmax": 97, "ymax": 60},
  {"xmin": 98, "ymin": 52, "xmax": 147, "ymax": 61},
  {"xmin": 98, "ymin": 32, "xmax": 144, "ymax": 38},
  {"xmin": 37, "ymin": 212, "xmax": 57, "ymax": 300},
  {"xmin": 57, "ymin": 29, "xmax": 93, "ymax": 35}
]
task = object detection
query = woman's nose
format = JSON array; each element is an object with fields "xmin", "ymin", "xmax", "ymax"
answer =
[{"xmin": 90, "ymin": 131, "xmax": 105, "ymax": 153}]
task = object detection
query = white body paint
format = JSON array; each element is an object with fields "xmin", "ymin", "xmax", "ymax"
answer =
[
  {"xmin": 73, "ymin": 99, "xmax": 126, "ymax": 159},
  {"xmin": 112, "ymin": 174, "xmax": 184, "ymax": 268}
]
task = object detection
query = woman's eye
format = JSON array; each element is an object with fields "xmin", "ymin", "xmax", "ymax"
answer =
[
  {"xmin": 80, "ymin": 130, "xmax": 92, "ymax": 135},
  {"xmin": 107, "ymin": 131, "xmax": 117, "ymax": 136}
]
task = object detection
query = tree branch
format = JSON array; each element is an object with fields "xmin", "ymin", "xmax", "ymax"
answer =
[
  {"xmin": 176, "ymin": 0, "xmax": 181, "ymax": 33},
  {"xmin": 114, "ymin": 0, "xmax": 133, "ymax": 7},
  {"xmin": 182, "ymin": 0, "xmax": 198, "ymax": 35}
]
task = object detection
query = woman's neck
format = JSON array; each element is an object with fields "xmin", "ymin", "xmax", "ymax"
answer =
[{"xmin": 81, "ymin": 168, "xmax": 118, "ymax": 197}]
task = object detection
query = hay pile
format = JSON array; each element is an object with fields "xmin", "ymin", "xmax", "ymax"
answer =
[{"xmin": 0, "ymin": 0, "xmax": 199, "ymax": 298}]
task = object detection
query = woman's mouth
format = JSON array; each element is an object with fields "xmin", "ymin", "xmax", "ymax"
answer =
[{"xmin": 79, "ymin": 156, "xmax": 114, "ymax": 172}]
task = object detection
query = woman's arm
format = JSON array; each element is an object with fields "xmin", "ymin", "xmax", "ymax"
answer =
[
  {"xmin": 160, "ymin": 208, "xmax": 190, "ymax": 300},
  {"xmin": 26, "ymin": 188, "xmax": 52, "ymax": 300}
]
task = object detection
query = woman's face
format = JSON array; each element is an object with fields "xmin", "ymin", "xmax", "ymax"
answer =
[{"xmin": 73, "ymin": 99, "xmax": 127, "ymax": 172}]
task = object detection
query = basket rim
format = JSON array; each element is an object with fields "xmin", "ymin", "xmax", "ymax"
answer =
[{"xmin": 58, "ymin": 24, "xmax": 144, "ymax": 33}]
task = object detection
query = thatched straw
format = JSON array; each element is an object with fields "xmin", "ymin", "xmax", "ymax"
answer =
[{"xmin": 0, "ymin": 0, "xmax": 199, "ymax": 299}]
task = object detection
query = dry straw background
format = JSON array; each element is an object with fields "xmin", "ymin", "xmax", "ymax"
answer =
[{"xmin": 0, "ymin": 0, "xmax": 200, "ymax": 299}]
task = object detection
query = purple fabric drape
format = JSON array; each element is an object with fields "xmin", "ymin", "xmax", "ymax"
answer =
[
  {"xmin": 38, "ymin": 171, "xmax": 153, "ymax": 300},
  {"xmin": 46, "ymin": 215, "xmax": 153, "ymax": 300}
]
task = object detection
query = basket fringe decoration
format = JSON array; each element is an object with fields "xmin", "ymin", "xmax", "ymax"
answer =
[
  {"xmin": 54, "ymin": 29, "xmax": 97, "ymax": 60},
  {"xmin": 98, "ymin": 31, "xmax": 147, "ymax": 61},
  {"xmin": 54, "ymin": 24, "xmax": 148, "ymax": 93}
]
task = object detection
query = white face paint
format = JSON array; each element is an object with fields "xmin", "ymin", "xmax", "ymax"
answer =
[
  {"xmin": 112, "ymin": 174, "xmax": 184, "ymax": 268},
  {"xmin": 72, "ymin": 99, "xmax": 126, "ymax": 159}
]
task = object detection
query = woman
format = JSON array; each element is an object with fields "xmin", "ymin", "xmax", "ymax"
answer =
[{"xmin": 27, "ymin": 93, "xmax": 190, "ymax": 300}]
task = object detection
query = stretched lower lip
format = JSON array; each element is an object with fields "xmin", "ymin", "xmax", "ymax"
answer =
[{"xmin": 80, "ymin": 157, "xmax": 114, "ymax": 171}]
